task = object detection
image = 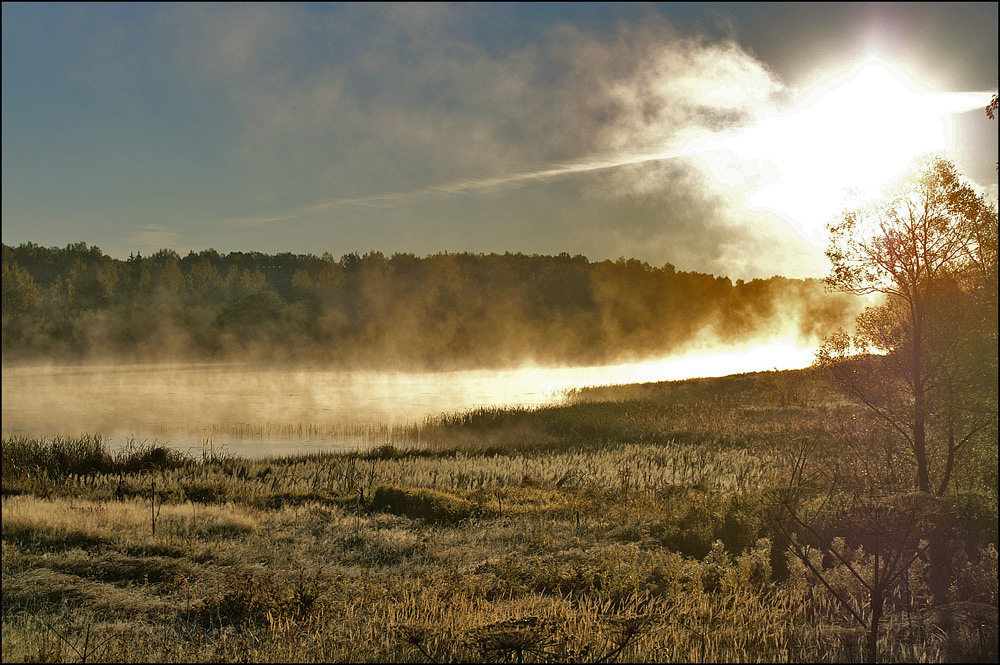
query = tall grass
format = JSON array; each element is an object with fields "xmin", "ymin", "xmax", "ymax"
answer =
[
  {"xmin": 2, "ymin": 368, "xmax": 996, "ymax": 663},
  {"xmin": 2, "ymin": 435, "xmax": 189, "ymax": 485}
]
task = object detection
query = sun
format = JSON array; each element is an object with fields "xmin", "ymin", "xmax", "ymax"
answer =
[{"xmin": 693, "ymin": 59, "xmax": 969, "ymax": 242}]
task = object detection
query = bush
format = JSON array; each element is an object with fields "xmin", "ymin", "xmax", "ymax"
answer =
[
  {"xmin": 115, "ymin": 441, "xmax": 189, "ymax": 474},
  {"xmin": 192, "ymin": 568, "xmax": 330, "ymax": 629},
  {"xmin": 181, "ymin": 481, "xmax": 230, "ymax": 504},
  {"xmin": 371, "ymin": 485, "xmax": 477, "ymax": 524},
  {"xmin": 949, "ymin": 493, "xmax": 1000, "ymax": 552},
  {"xmin": 717, "ymin": 504, "xmax": 761, "ymax": 556},
  {"xmin": 1, "ymin": 436, "xmax": 188, "ymax": 483},
  {"xmin": 193, "ymin": 571, "xmax": 283, "ymax": 628},
  {"xmin": 656, "ymin": 499, "xmax": 719, "ymax": 560}
]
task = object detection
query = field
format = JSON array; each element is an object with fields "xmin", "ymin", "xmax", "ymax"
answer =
[{"xmin": 2, "ymin": 368, "xmax": 997, "ymax": 663}]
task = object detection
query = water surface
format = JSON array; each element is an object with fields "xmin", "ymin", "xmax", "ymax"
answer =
[{"xmin": 2, "ymin": 339, "xmax": 816, "ymax": 457}]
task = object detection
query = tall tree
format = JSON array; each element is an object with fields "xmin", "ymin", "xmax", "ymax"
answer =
[
  {"xmin": 818, "ymin": 155, "xmax": 998, "ymax": 495},
  {"xmin": 1, "ymin": 260, "xmax": 42, "ymax": 315}
]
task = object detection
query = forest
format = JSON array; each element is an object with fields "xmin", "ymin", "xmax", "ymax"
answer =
[{"xmin": 2, "ymin": 243, "xmax": 859, "ymax": 368}]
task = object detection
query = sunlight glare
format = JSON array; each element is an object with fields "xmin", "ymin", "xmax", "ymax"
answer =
[
  {"xmin": 582, "ymin": 338, "xmax": 818, "ymax": 386},
  {"xmin": 692, "ymin": 60, "xmax": 990, "ymax": 242}
]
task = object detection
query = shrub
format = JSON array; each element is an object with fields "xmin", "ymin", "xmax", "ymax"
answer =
[
  {"xmin": 115, "ymin": 441, "xmax": 189, "ymax": 474},
  {"xmin": 2, "ymin": 435, "xmax": 112, "ymax": 480},
  {"xmin": 1, "ymin": 435, "xmax": 188, "ymax": 483},
  {"xmin": 192, "ymin": 568, "xmax": 330, "ymax": 629},
  {"xmin": 193, "ymin": 571, "xmax": 283, "ymax": 628},
  {"xmin": 660, "ymin": 501, "xmax": 716, "ymax": 559},
  {"xmin": 371, "ymin": 485, "xmax": 477, "ymax": 524},
  {"xmin": 181, "ymin": 481, "xmax": 230, "ymax": 504},
  {"xmin": 718, "ymin": 504, "xmax": 761, "ymax": 555}
]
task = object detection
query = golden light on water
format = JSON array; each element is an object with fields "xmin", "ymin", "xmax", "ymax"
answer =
[
  {"xmin": 2, "ymin": 339, "xmax": 819, "ymax": 456},
  {"xmin": 576, "ymin": 338, "xmax": 817, "ymax": 386}
]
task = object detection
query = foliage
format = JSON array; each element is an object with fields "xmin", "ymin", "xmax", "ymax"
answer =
[
  {"xmin": 2, "ymin": 244, "xmax": 861, "ymax": 367},
  {"xmin": 370, "ymin": 485, "xmax": 480, "ymax": 524},
  {"xmin": 819, "ymin": 155, "xmax": 999, "ymax": 495},
  {"xmin": 1, "ymin": 435, "xmax": 189, "ymax": 487}
]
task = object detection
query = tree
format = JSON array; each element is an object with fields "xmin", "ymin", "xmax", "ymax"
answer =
[
  {"xmin": 989, "ymin": 92, "xmax": 999, "ymax": 169},
  {"xmin": 818, "ymin": 155, "xmax": 998, "ymax": 496},
  {"xmin": 1, "ymin": 260, "xmax": 42, "ymax": 315}
]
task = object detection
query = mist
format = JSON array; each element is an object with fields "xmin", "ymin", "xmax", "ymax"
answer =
[
  {"xmin": 2, "ymin": 242, "xmax": 867, "ymax": 455},
  {"xmin": 2, "ymin": 244, "xmax": 863, "ymax": 369},
  {"xmin": 2, "ymin": 4, "xmax": 828, "ymax": 279},
  {"xmin": 2, "ymin": 339, "xmax": 824, "ymax": 459}
]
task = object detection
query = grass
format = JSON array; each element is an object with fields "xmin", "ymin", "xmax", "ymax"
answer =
[{"xmin": 2, "ymin": 368, "xmax": 996, "ymax": 662}]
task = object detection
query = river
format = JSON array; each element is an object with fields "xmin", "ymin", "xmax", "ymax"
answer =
[{"xmin": 2, "ymin": 338, "xmax": 817, "ymax": 457}]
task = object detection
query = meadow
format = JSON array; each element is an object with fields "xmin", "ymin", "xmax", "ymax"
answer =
[{"xmin": 2, "ymin": 368, "xmax": 996, "ymax": 663}]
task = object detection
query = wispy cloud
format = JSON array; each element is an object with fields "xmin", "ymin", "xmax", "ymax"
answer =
[
  {"xmin": 4, "ymin": 3, "xmax": 995, "ymax": 278},
  {"xmin": 220, "ymin": 215, "xmax": 298, "ymax": 228},
  {"xmin": 305, "ymin": 141, "xmax": 714, "ymax": 212},
  {"xmin": 125, "ymin": 224, "xmax": 180, "ymax": 251},
  {"xmin": 162, "ymin": 6, "xmax": 780, "ymax": 192},
  {"xmin": 149, "ymin": 5, "xmax": 809, "ymax": 276}
]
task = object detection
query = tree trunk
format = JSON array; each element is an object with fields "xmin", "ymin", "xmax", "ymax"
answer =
[
  {"xmin": 937, "ymin": 429, "xmax": 956, "ymax": 496},
  {"xmin": 867, "ymin": 588, "xmax": 883, "ymax": 664},
  {"xmin": 928, "ymin": 533, "xmax": 953, "ymax": 607},
  {"xmin": 912, "ymin": 299, "xmax": 931, "ymax": 493},
  {"xmin": 913, "ymin": 408, "xmax": 930, "ymax": 493}
]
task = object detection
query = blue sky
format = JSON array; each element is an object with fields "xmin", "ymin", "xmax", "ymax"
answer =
[{"xmin": 3, "ymin": 2, "xmax": 997, "ymax": 279}]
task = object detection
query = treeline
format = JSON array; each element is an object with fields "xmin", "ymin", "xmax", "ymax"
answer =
[{"xmin": 2, "ymin": 242, "xmax": 860, "ymax": 368}]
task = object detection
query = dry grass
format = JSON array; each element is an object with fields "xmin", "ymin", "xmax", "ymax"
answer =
[{"xmin": 2, "ymin": 369, "xmax": 996, "ymax": 663}]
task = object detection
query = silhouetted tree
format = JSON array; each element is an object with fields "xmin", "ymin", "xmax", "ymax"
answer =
[
  {"xmin": 768, "ymin": 439, "xmax": 955, "ymax": 664},
  {"xmin": 988, "ymin": 92, "xmax": 999, "ymax": 170},
  {"xmin": 818, "ymin": 155, "xmax": 998, "ymax": 496}
]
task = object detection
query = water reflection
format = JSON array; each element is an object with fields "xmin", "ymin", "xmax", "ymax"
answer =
[{"xmin": 2, "ymin": 339, "xmax": 816, "ymax": 457}]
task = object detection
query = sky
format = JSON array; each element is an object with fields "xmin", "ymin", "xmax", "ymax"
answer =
[{"xmin": 3, "ymin": 2, "xmax": 997, "ymax": 280}]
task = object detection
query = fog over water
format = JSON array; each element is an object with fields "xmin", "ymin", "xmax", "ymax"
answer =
[{"xmin": 2, "ymin": 338, "xmax": 816, "ymax": 458}]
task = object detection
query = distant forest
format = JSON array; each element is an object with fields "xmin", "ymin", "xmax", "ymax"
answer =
[{"xmin": 2, "ymin": 242, "xmax": 861, "ymax": 368}]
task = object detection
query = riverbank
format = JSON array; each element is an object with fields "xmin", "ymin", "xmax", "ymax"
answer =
[{"xmin": 3, "ymin": 369, "xmax": 996, "ymax": 662}]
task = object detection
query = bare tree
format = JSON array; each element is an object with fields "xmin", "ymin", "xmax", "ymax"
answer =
[{"xmin": 767, "ymin": 440, "xmax": 954, "ymax": 664}]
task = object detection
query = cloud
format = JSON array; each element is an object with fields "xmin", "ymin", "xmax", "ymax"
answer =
[
  {"xmin": 155, "ymin": 6, "xmax": 780, "ymax": 193},
  {"xmin": 76, "ymin": 5, "xmax": 817, "ymax": 277},
  {"xmin": 125, "ymin": 224, "xmax": 180, "ymax": 252}
]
